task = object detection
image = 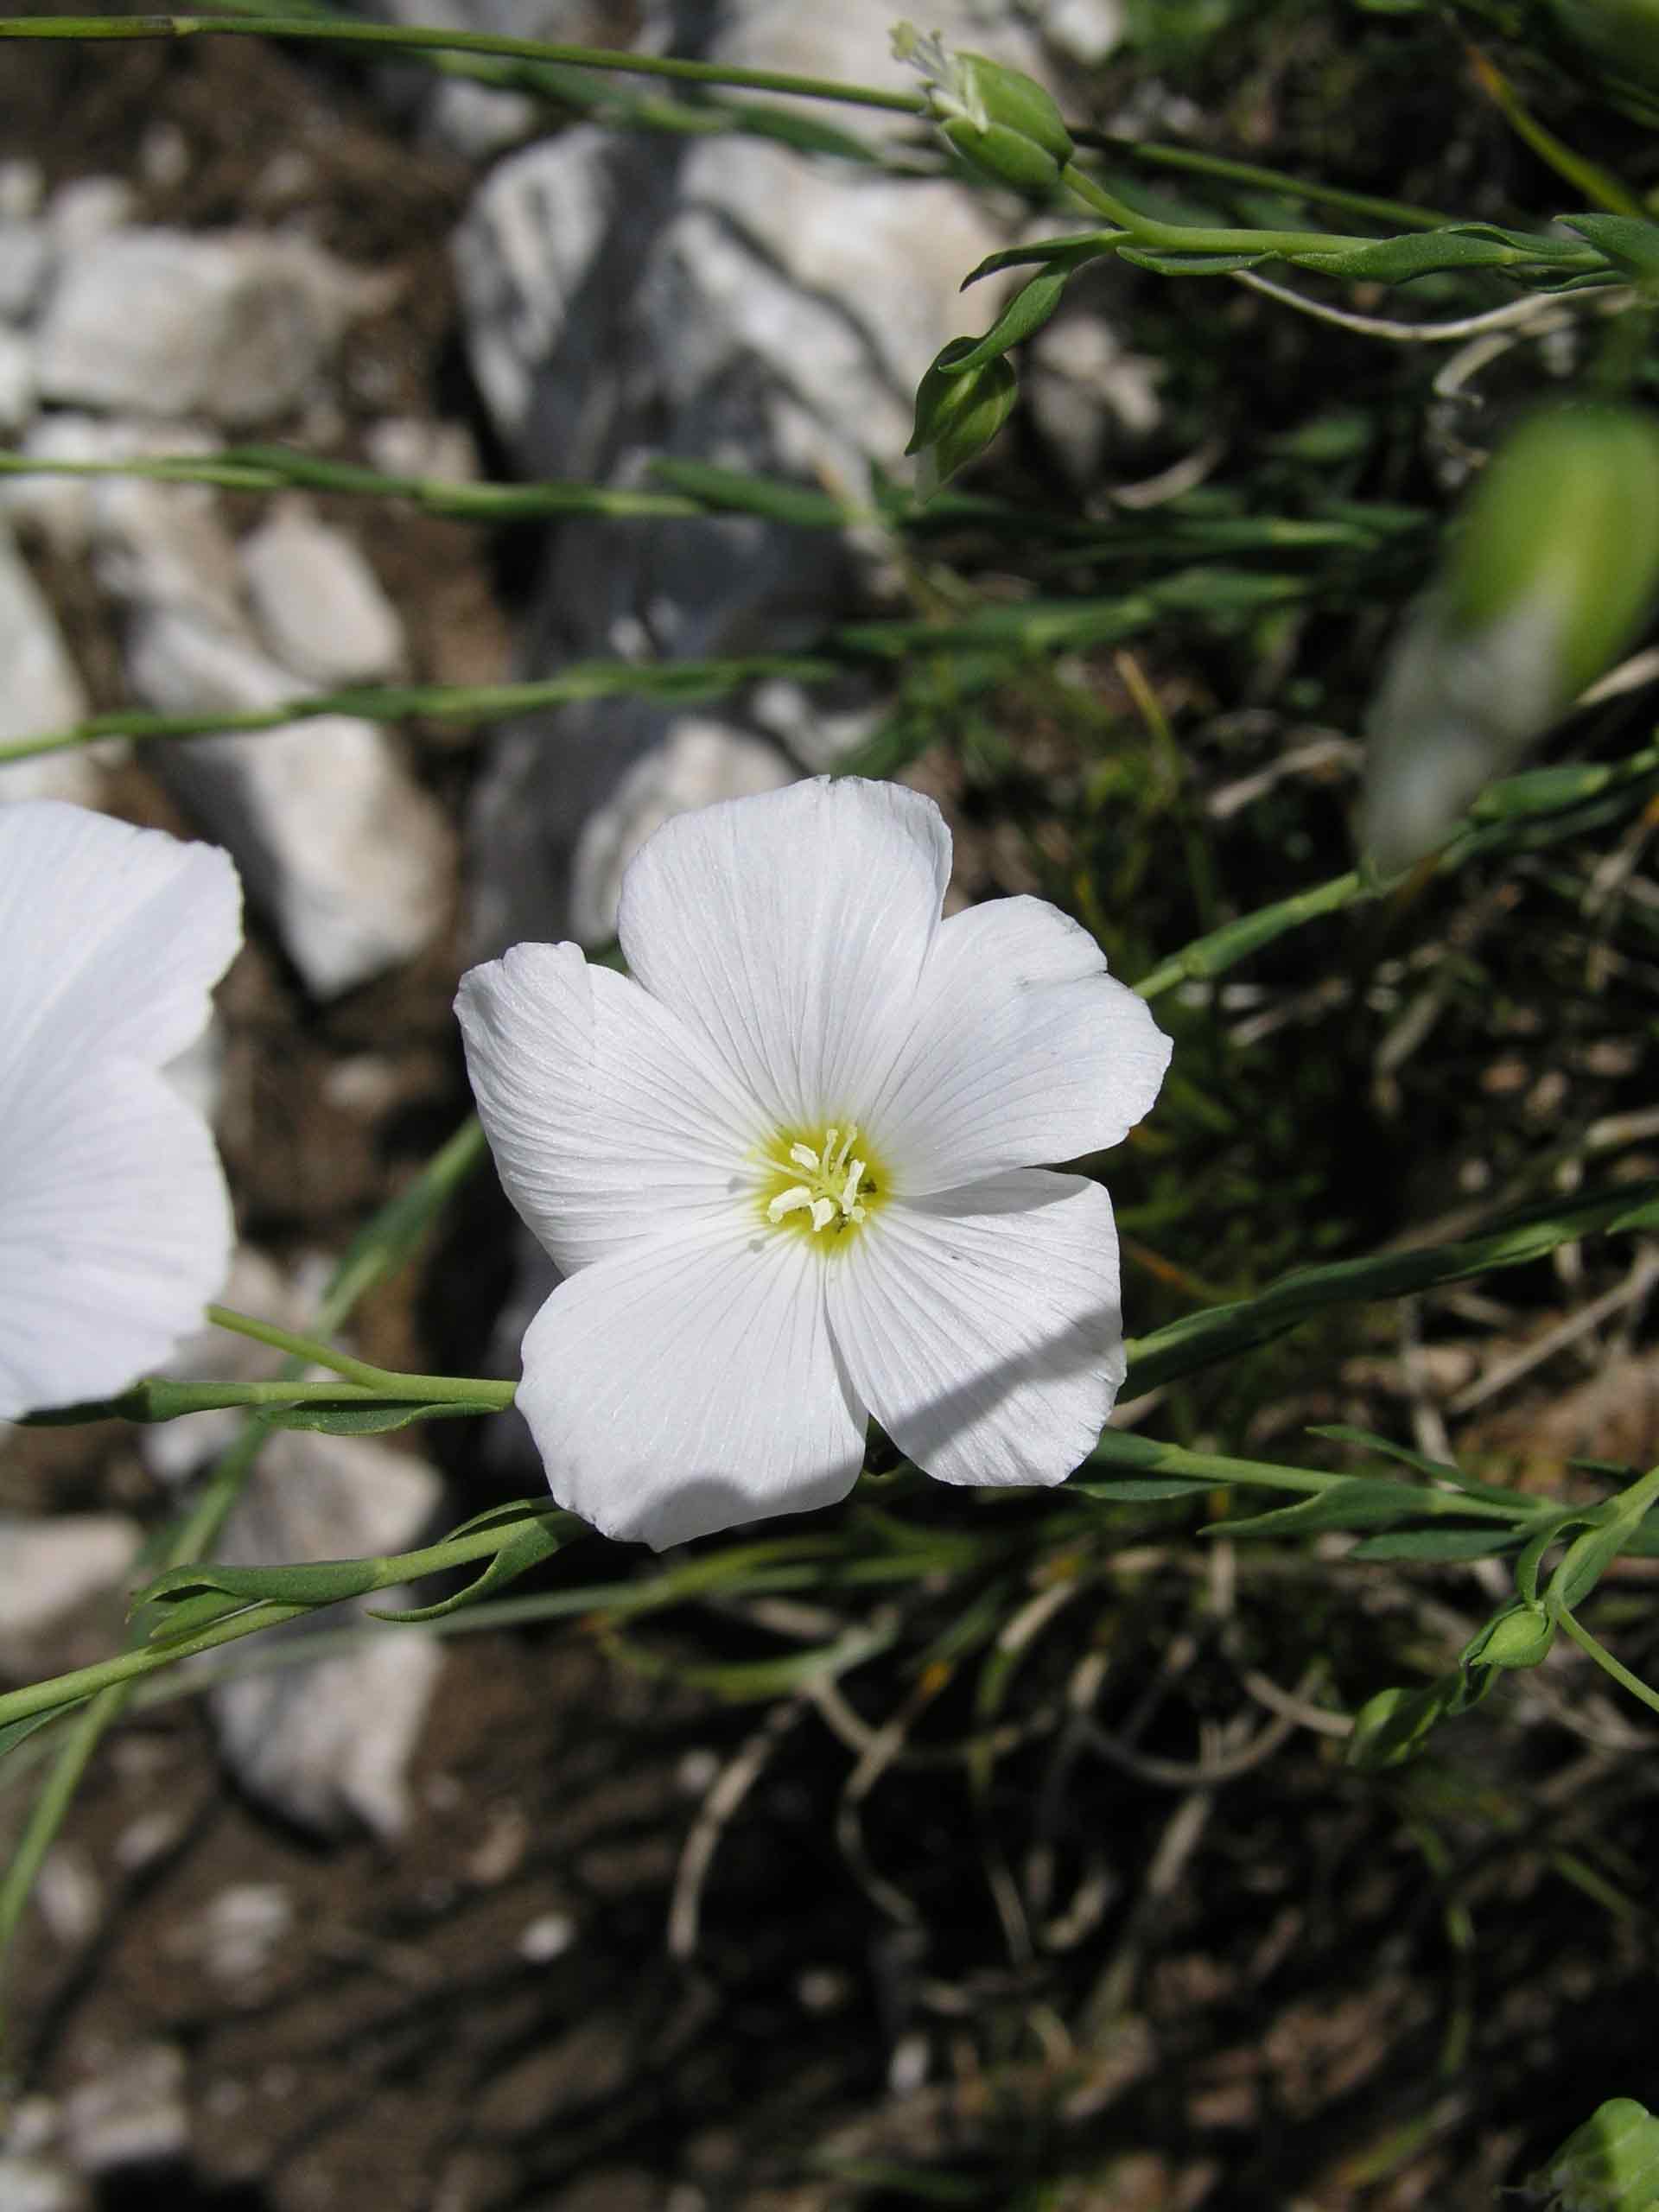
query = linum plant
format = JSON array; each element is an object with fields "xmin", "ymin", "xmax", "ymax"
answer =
[{"xmin": 3, "ymin": 0, "xmax": 1659, "ymax": 2193}]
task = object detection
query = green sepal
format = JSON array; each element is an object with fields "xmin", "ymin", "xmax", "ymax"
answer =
[
  {"xmin": 906, "ymin": 338, "xmax": 1019, "ymax": 499},
  {"xmin": 1530, "ymin": 2096, "xmax": 1659, "ymax": 2212},
  {"xmin": 371, "ymin": 1516, "xmax": 567, "ymax": 1624}
]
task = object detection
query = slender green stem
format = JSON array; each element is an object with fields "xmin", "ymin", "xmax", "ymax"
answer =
[
  {"xmin": 1061, "ymin": 161, "xmax": 1366, "ymax": 259},
  {"xmin": 1076, "ymin": 133, "xmax": 1454, "ymax": 232},
  {"xmin": 0, "ymin": 16, "xmax": 928, "ymax": 115},
  {"xmin": 1551, "ymin": 1607, "xmax": 1659, "ymax": 1718},
  {"xmin": 0, "ymin": 1603, "xmax": 314, "ymax": 1734},
  {"xmin": 204, "ymin": 1306, "xmax": 516, "ymax": 1407}
]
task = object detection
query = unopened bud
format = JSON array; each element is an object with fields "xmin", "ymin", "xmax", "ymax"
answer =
[
  {"xmin": 1530, "ymin": 2098, "xmax": 1659, "ymax": 2212},
  {"xmin": 1359, "ymin": 404, "xmax": 1659, "ymax": 870},
  {"xmin": 906, "ymin": 336, "xmax": 1018, "ymax": 498},
  {"xmin": 1466, "ymin": 1600, "xmax": 1556, "ymax": 1672},
  {"xmin": 893, "ymin": 22, "xmax": 1074, "ymax": 191}
]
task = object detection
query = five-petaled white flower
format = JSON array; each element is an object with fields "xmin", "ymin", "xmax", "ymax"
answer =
[
  {"xmin": 0, "ymin": 801, "xmax": 241, "ymax": 1422},
  {"xmin": 457, "ymin": 777, "xmax": 1171, "ymax": 1549}
]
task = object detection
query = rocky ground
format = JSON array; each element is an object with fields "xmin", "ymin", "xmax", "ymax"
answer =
[{"xmin": 3, "ymin": 5, "xmax": 1657, "ymax": 2209}]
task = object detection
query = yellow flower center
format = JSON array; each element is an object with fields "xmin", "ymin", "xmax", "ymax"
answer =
[{"xmin": 760, "ymin": 1122, "xmax": 886, "ymax": 1243}]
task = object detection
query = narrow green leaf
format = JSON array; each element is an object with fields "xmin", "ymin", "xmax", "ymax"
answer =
[
  {"xmin": 959, "ymin": 229, "xmax": 1120, "ymax": 287},
  {"xmin": 1561, "ymin": 213, "xmax": 1659, "ymax": 280},
  {"xmin": 139, "ymin": 1557, "xmax": 384, "ymax": 1612},
  {"xmin": 936, "ymin": 251, "xmax": 1095, "ymax": 376},
  {"xmin": 1350, "ymin": 1528, "xmax": 1523, "ymax": 1562},
  {"xmin": 255, "ymin": 1397, "xmax": 501, "ymax": 1435},
  {"xmin": 1071, "ymin": 1476, "xmax": 1217, "ymax": 1503},
  {"xmin": 1217, "ymin": 1478, "xmax": 1479, "ymax": 1537},
  {"xmin": 0, "ymin": 1705, "xmax": 89, "ymax": 1765},
  {"xmin": 372, "ymin": 1516, "xmax": 567, "ymax": 1623},
  {"xmin": 1116, "ymin": 245, "xmax": 1273, "ymax": 274}
]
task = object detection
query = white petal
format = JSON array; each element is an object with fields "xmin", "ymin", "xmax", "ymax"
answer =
[
  {"xmin": 516, "ymin": 1218, "xmax": 868, "ymax": 1549},
  {"xmin": 866, "ymin": 896, "xmax": 1172, "ymax": 1193},
  {"xmin": 827, "ymin": 1172, "xmax": 1124, "ymax": 1488},
  {"xmin": 0, "ymin": 801, "xmax": 240, "ymax": 1090},
  {"xmin": 0, "ymin": 1058, "xmax": 233, "ymax": 1421},
  {"xmin": 456, "ymin": 942, "xmax": 773, "ymax": 1276},
  {"xmin": 616, "ymin": 776, "xmax": 951, "ymax": 1128}
]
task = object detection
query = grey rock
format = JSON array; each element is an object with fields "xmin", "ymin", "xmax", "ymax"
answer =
[
  {"xmin": 0, "ymin": 2157, "xmax": 91, "ymax": 2212},
  {"xmin": 1027, "ymin": 303, "xmax": 1164, "ymax": 484},
  {"xmin": 61, "ymin": 2047, "xmax": 188, "ymax": 2175},
  {"xmin": 0, "ymin": 327, "xmax": 35, "ymax": 433},
  {"xmin": 0, "ymin": 161, "xmax": 44, "ymax": 222},
  {"xmin": 125, "ymin": 605, "xmax": 451, "ymax": 998},
  {"xmin": 238, "ymin": 499, "xmax": 406, "ymax": 684},
  {"xmin": 569, "ymin": 717, "xmax": 791, "ymax": 945},
  {"xmin": 459, "ymin": 0, "xmax": 1047, "ymax": 955},
  {"xmin": 0, "ymin": 221, "xmax": 48, "ymax": 321},
  {"xmin": 363, "ymin": 412, "xmax": 480, "ymax": 485},
  {"xmin": 0, "ymin": 415, "xmax": 222, "ymax": 557},
  {"xmin": 210, "ymin": 1431, "xmax": 444, "ymax": 1838},
  {"xmin": 46, "ymin": 176, "xmax": 137, "ymax": 251},
  {"xmin": 36, "ymin": 227, "xmax": 387, "ymax": 426},
  {"xmin": 0, "ymin": 521, "xmax": 96, "ymax": 807},
  {"xmin": 0, "ymin": 1517, "xmax": 141, "ymax": 1653},
  {"xmin": 138, "ymin": 1245, "xmax": 334, "ymax": 1486},
  {"xmin": 1038, "ymin": 0, "xmax": 1128, "ymax": 62}
]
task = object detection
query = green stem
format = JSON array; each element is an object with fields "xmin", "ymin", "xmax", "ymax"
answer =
[
  {"xmin": 1061, "ymin": 160, "xmax": 1366, "ymax": 259},
  {"xmin": 0, "ymin": 16, "xmax": 927, "ymax": 115},
  {"xmin": 204, "ymin": 1306, "xmax": 515, "ymax": 1407},
  {"xmin": 1077, "ymin": 133, "xmax": 1454, "ymax": 232},
  {"xmin": 1551, "ymin": 1607, "xmax": 1659, "ymax": 1718}
]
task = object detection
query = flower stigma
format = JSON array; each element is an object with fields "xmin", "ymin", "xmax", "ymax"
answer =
[{"xmin": 760, "ymin": 1122, "xmax": 885, "ymax": 1244}]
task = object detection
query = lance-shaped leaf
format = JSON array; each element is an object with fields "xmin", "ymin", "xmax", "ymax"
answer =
[
  {"xmin": 1562, "ymin": 212, "xmax": 1659, "ymax": 281},
  {"xmin": 372, "ymin": 1515, "xmax": 569, "ymax": 1623},
  {"xmin": 934, "ymin": 247, "xmax": 1099, "ymax": 377}
]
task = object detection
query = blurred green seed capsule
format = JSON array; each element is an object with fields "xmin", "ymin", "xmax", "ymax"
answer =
[
  {"xmin": 906, "ymin": 336, "xmax": 1019, "ymax": 499},
  {"xmin": 893, "ymin": 22, "xmax": 1074, "ymax": 191},
  {"xmin": 1530, "ymin": 2097, "xmax": 1659, "ymax": 2212},
  {"xmin": 1359, "ymin": 404, "xmax": 1659, "ymax": 870},
  {"xmin": 1546, "ymin": 0, "xmax": 1659, "ymax": 96},
  {"xmin": 1466, "ymin": 1600, "xmax": 1556, "ymax": 1670}
]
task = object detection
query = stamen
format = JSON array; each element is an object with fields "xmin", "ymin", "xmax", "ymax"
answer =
[
  {"xmin": 767, "ymin": 1185, "xmax": 815, "ymax": 1224},
  {"xmin": 764, "ymin": 1122, "xmax": 881, "ymax": 1238},
  {"xmin": 842, "ymin": 1160, "xmax": 866, "ymax": 1213},
  {"xmin": 809, "ymin": 1196, "xmax": 836, "ymax": 1232},
  {"xmin": 789, "ymin": 1142, "xmax": 821, "ymax": 1171}
]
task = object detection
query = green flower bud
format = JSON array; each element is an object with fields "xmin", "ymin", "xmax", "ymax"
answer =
[
  {"xmin": 906, "ymin": 335, "xmax": 1019, "ymax": 499},
  {"xmin": 1530, "ymin": 2098, "xmax": 1659, "ymax": 2212},
  {"xmin": 893, "ymin": 22, "xmax": 1074, "ymax": 192},
  {"xmin": 1359, "ymin": 404, "xmax": 1659, "ymax": 870},
  {"xmin": 1465, "ymin": 1600, "xmax": 1556, "ymax": 1672}
]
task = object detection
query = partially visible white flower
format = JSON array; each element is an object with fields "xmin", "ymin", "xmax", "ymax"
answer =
[
  {"xmin": 458, "ymin": 776, "xmax": 1171, "ymax": 1550},
  {"xmin": 0, "ymin": 800, "xmax": 242, "ymax": 1421}
]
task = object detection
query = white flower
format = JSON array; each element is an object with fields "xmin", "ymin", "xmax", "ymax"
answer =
[
  {"xmin": 0, "ymin": 801, "xmax": 242, "ymax": 1421},
  {"xmin": 457, "ymin": 777, "xmax": 1171, "ymax": 1550}
]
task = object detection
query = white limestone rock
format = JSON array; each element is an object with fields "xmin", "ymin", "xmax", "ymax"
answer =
[
  {"xmin": 0, "ymin": 1516, "xmax": 141, "ymax": 1656},
  {"xmin": 36, "ymin": 227, "xmax": 388, "ymax": 426},
  {"xmin": 61, "ymin": 2047, "xmax": 188, "ymax": 2176},
  {"xmin": 0, "ymin": 327, "xmax": 35, "ymax": 433},
  {"xmin": 569, "ymin": 718, "xmax": 792, "ymax": 944},
  {"xmin": 0, "ymin": 519, "xmax": 99, "ymax": 809},
  {"xmin": 238, "ymin": 499, "xmax": 406, "ymax": 683},
  {"xmin": 0, "ymin": 221, "xmax": 48, "ymax": 321},
  {"xmin": 125, "ymin": 606, "xmax": 450, "ymax": 997},
  {"xmin": 209, "ymin": 1430, "xmax": 444, "ymax": 1838},
  {"xmin": 1039, "ymin": 0, "xmax": 1128, "ymax": 63},
  {"xmin": 0, "ymin": 2157, "xmax": 91, "ymax": 2212},
  {"xmin": 0, "ymin": 415, "xmax": 222, "ymax": 557},
  {"xmin": 46, "ymin": 176, "xmax": 137, "ymax": 252},
  {"xmin": 0, "ymin": 161, "xmax": 43, "ymax": 222}
]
